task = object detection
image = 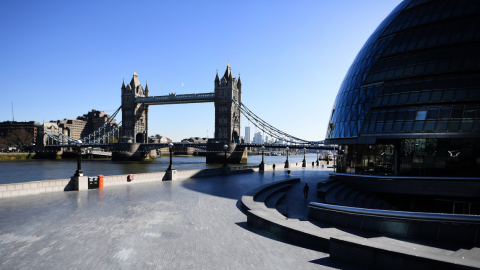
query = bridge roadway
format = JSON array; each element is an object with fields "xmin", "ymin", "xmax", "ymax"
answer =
[
  {"xmin": 46, "ymin": 143, "xmax": 335, "ymax": 150},
  {"xmin": 135, "ymin": 92, "xmax": 215, "ymax": 105},
  {"xmin": 0, "ymin": 167, "xmax": 350, "ymax": 269}
]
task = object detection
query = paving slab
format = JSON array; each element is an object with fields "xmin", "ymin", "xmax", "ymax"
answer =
[{"xmin": 0, "ymin": 166, "xmax": 351, "ymax": 270}]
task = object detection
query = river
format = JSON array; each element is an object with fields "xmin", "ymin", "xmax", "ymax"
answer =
[{"xmin": 0, "ymin": 154, "xmax": 321, "ymax": 184}]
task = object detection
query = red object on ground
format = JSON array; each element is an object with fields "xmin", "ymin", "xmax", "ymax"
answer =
[
  {"xmin": 128, "ymin": 174, "xmax": 134, "ymax": 181},
  {"xmin": 98, "ymin": 175, "xmax": 104, "ymax": 188}
]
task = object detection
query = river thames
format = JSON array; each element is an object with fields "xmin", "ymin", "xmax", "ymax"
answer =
[{"xmin": 0, "ymin": 153, "xmax": 321, "ymax": 184}]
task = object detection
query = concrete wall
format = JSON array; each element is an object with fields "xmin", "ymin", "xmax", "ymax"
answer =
[
  {"xmin": 0, "ymin": 166, "xmax": 257, "ymax": 199},
  {"xmin": 0, "ymin": 179, "xmax": 71, "ymax": 198}
]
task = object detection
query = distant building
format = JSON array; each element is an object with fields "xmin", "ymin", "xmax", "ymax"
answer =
[
  {"xmin": 0, "ymin": 121, "xmax": 42, "ymax": 147},
  {"xmin": 54, "ymin": 109, "xmax": 117, "ymax": 140},
  {"xmin": 245, "ymin": 126, "xmax": 251, "ymax": 143}
]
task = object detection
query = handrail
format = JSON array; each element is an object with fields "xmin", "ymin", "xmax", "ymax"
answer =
[
  {"xmin": 330, "ymin": 173, "xmax": 480, "ymax": 181},
  {"xmin": 309, "ymin": 202, "xmax": 480, "ymax": 224}
]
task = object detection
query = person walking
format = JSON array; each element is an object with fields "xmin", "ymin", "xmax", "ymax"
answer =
[
  {"xmin": 273, "ymin": 164, "xmax": 276, "ymax": 171},
  {"xmin": 303, "ymin": 183, "xmax": 309, "ymax": 200}
]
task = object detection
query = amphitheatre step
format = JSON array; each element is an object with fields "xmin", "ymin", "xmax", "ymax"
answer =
[
  {"xmin": 254, "ymin": 184, "xmax": 292, "ymax": 203},
  {"xmin": 276, "ymin": 205, "xmax": 288, "ymax": 217},
  {"xmin": 362, "ymin": 195, "xmax": 374, "ymax": 209},
  {"xmin": 371, "ymin": 199, "xmax": 382, "ymax": 209},
  {"xmin": 353, "ymin": 193, "xmax": 367, "ymax": 208},
  {"xmin": 335, "ymin": 186, "xmax": 353, "ymax": 206},
  {"xmin": 344, "ymin": 189, "xmax": 360, "ymax": 206},
  {"xmin": 324, "ymin": 184, "xmax": 347, "ymax": 205},
  {"xmin": 317, "ymin": 180, "xmax": 342, "ymax": 199},
  {"xmin": 265, "ymin": 192, "xmax": 286, "ymax": 209}
]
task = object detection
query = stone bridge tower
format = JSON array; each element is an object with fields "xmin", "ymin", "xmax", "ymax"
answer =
[
  {"xmin": 121, "ymin": 71, "xmax": 149, "ymax": 143},
  {"xmin": 214, "ymin": 63, "xmax": 242, "ymax": 143}
]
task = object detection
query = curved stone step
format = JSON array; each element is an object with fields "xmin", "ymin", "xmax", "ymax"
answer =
[
  {"xmin": 317, "ymin": 181, "xmax": 342, "ymax": 199},
  {"xmin": 353, "ymin": 193, "xmax": 367, "ymax": 208},
  {"xmin": 325, "ymin": 184, "xmax": 347, "ymax": 205},
  {"xmin": 265, "ymin": 192, "xmax": 286, "ymax": 209},
  {"xmin": 371, "ymin": 199, "xmax": 382, "ymax": 209},
  {"xmin": 254, "ymin": 184, "xmax": 291, "ymax": 203},
  {"xmin": 344, "ymin": 189, "xmax": 360, "ymax": 206},
  {"xmin": 335, "ymin": 186, "xmax": 353, "ymax": 206},
  {"xmin": 362, "ymin": 196, "xmax": 375, "ymax": 209}
]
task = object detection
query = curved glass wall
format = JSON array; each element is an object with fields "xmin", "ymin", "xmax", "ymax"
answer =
[{"xmin": 326, "ymin": 0, "xmax": 480, "ymax": 139}]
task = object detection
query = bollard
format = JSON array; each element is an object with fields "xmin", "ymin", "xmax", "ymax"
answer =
[{"xmin": 98, "ymin": 175, "xmax": 104, "ymax": 189}]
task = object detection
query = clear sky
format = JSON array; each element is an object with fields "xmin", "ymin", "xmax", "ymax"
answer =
[{"xmin": 0, "ymin": 0, "xmax": 402, "ymax": 142}]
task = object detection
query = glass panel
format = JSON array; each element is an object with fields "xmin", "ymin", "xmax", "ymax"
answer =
[
  {"xmin": 384, "ymin": 122, "xmax": 393, "ymax": 132},
  {"xmin": 377, "ymin": 111, "xmax": 386, "ymax": 122},
  {"xmin": 403, "ymin": 121, "xmax": 413, "ymax": 131},
  {"xmin": 405, "ymin": 109, "xmax": 417, "ymax": 121},
  {"xmin": 436, "ymin": 121, "xmax": 448, "ymax": 131},
  {"xmin": 389, "ymin": 94, "xmax": 399, "ymax": 104},
  {"xmin": 419, "ymin": 91, "xmax": 431, "ymax": 102},
  {"xmin": 386, "ymin": 110, "xmax": 396, "ymax": 121},
  {"xmin": 416, "ymin": 110, "xmax": 427, "ymax": 120},
  {"xmin": 439, "ymin": 107, "xmax": 451, "ymax": 119},
  {"xmin": 424, "ymin": 121, "xmax": 436, "ymax": 130},
  {"xmin": 455, "ymin": 89, "xmax": 468, "ymax": 100},
  {"xmin": 443, "ymin": 90, "xmax": 455, "ymax": 100},
  {"xmin": 427, "ymin": 107, "xmax": 439, "ymax": 119},
  {"xmin": 414, "ymin": 121, "xmax": 425, "ymax": 131},
  {"xmin": 393, "ymin": 122, "xmax": 403, "ymax": 131},
  {"xmin": 463, "ymin": 105, "xmax": 476, "ymax": 118},
  {"xmin": 375, "ymin": 123, "xmax": 384, "ymax": 132},
  {"xmin": 451, "ymin": 106, "xmax": 464, "ymax": 118},
  {"xmin": 460, "ymin": 120, "xmax": 473, "ymax": 131},
  {"xmin": 399, "ymin": 93, "xmax": 409, "ymax": 104},
  {"xmin": 395, "ymin": 109, "xmax": 406, "ymax": 121},
  {"xmin": 448, "ymin": 120, "xmax": 461, "ymax": 131},
  {"xmin": 430, "ymin": 91, "xmax": 443, "ymax": 101},
  {"xmin": 409, "ymin": 92, "xmax": 420, "ymax": 103}
]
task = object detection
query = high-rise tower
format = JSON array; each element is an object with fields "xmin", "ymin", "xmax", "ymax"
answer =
[
  {"xmin": 121, "ymin": 71, "xmax": 148, "ymax": 143},
  {"xmin": 214, "ymin": 62, "xmax": 242, "ymax": 143}
]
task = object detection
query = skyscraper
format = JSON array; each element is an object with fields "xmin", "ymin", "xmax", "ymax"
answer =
[{"xmin": 245, "ymin": 126, "xmax": 251, "ymax": 143}]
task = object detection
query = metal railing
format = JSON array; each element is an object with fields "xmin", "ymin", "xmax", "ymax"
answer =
[{"xmin": 309, "ymin": 202, "xmax": 480, "ymax": 224}]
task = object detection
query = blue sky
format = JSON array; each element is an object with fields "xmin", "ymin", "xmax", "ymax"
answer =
[{"xmin": 0, "ymin": 0, "xmax": 402, "ymax": 142}]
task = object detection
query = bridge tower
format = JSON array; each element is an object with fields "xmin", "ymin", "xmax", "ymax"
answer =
[
  {"xmin": 121, "ymin": 71, "xmax": 149, "ymax": 143},
  {"xmin": 214, "ymin": 62, "xmax": 242, "ymax": 143}
]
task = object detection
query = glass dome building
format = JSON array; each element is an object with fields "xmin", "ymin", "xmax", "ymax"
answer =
[{"xmin": 325, "ymin": 0, "xmax": 480, "ymax": 177}]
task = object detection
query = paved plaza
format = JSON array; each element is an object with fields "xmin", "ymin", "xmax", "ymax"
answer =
[{"xmin": 0, "ymin": 167, "xmax": 357, "ymax": 270}]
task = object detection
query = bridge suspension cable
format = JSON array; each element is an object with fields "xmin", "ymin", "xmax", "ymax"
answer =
[{"xmin": 232, "ymin": 100, "xmax": 323, "ymax": 145}]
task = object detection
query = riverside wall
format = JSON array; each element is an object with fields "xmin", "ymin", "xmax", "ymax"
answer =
[{"xmin": 0, "ymin": 166, "xmax": 259, "ymax": 199}]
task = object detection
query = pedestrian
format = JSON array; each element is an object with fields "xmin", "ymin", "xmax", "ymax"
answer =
[
  {"xmin": 312, "ymin": 161, "xmax": 314, "ymax": 166},
  {"xmin": 273, "ymin": 164, "xmax": 276, "ymax": 171},
  {"xmin": 303, "ymin": 183, "xmax": 309, "ymax": 200}
]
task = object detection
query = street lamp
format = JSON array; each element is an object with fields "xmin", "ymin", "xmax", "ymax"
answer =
[
  {"xmin": 316, "ymin": 150, "xmax": 320, "ymax": 166},
  {"xmin": 303, "ymin": 148, "xmax": 306, "ymax": 162},
  {"xmin": 286, "ymin": 147, "xmax": 289, "ymax": 162},
  {"xmin": 260, "ymin": 145, "xmax": 265, "ymax": 165},
  {"xmin": 167, "ymin": 143, "xmax": 174, "ymax": 170},
  {"xmin": 284, "ymin": 146, "xmax": 290, "ymax": 168},
  {"xmin": 223, "ymin": 144, "xmax": 228, "ymax": 167},
  {"xmin": 74, "ymin": 140, "xmax": 83, "ymax": 176}
]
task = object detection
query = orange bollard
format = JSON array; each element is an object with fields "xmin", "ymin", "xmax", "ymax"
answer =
[{"xmin": 98, "ymin": 175, "xmax": 104, "ymax": 188}]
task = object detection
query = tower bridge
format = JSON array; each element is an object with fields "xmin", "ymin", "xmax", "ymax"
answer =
[{"xmin": 45, "ymin": 63, "xmax": 332, "ymax": 163}]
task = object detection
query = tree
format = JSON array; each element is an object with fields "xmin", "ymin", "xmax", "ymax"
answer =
[{"xmin": 1, "ymin": 129, "xmax": 34, "ymax": 150}]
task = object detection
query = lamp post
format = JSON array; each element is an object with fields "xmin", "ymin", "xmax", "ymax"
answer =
[
  {"xmin": 284, "ymin": 146, "xmax": 290, "ymax": 168},
  {"xmin": 223, "ymin": 144, "xmax": 228, "ymax": 167},
  {"xmin": 316, "ymin": 150, "xmax": 320, "ymax": 166},
  {"xmin": 167, "ymin": 143, "xmax": 174, "ymax": 170},
  {"xmin": 260, "ymin": 145, "xmax": 265, "ymax": 165},
  {"xmin": 302, "ymin": 147, "xmax": 307, "ymax": 167},
  {"xmin": 74, "ymin": 140, "xmax": 83, "ymax": 176}
]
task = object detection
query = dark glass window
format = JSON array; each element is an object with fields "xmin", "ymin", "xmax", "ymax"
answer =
[
  {"xmin": 427, "ymin": 107, "xmax": 439, "ymax": 119},
  {"xmin": 451, "ymin": 106, "xmax": 464, "ymax": 118},
  {"xmin": 403, "ymin": 121, "xmax": 414, "ymax": 131},
  {"xmin": 409, "ymin": 92, "xmax": 420, "ymax": 103},
  {"xmin": 463, "ymin": 105, "xmax": 476, "ymax": 118},
  {"xmin": 416, "ymin": 109, "xmax": 427, "ymax": 120},
  {"xmin": 430, "ymin": 91, "xmax": 443, "ymax": 101},
  {"xmin": 393, "ymin": 122, "xmax": 403, "ymax": 131},
  {"xmin": 395, "ymin": 109, "xmax": 406, "ymax": 121},
  {"xmin": 439, "ymin": 107, "xmax": 451, "ymax": 118},
  {"xmin": 375, "ymin": 123, "xmax": 384, "ymax": 132},
  {"xmin": 448, "ymin": 120, "xmax": 461, "ymax": 131},
  {"xmin": 414, "ymin": 121, "xmax": 425, "ymax": 131},
  {"xmin": 424, "ymin": 121, "xmax": 436, "ymax": 130},
  {"xmin": 436, "ymin": 121, "xmax": 448, "ymax": 130},
  {"xmin": 405, "ymin": 109, "xmax": 417, "ymax": 121},
  {"xmin": 386, "ymin": 110, "xmax": 396, "ymax": 121},
  {"xmin": 460, "ymin": 120, "xmax": 473, "ymax": 131},
  {"xmin": 377, "ymin": 111, "xmax": 386, "ymax": 122},
  {"xmin": 399, "ymin": 93, "xmax": 409, "ymax": 104}
]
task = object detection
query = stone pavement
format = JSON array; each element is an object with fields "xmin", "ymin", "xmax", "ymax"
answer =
[{"xmin": 0, "ymin": 166, "xmax": 358, "ymax": 270}]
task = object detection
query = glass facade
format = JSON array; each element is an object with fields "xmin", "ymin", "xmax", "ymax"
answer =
[{"xmin": 326, "ymin": 0, "xmax": 480, "ymax": 177}]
